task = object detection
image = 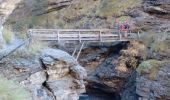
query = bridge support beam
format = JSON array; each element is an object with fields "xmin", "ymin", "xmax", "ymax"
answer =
[
  {"xmin": 99, "ymin": 31, "xmax": 102, "ymax": 42},
  {"xmin": 118, "ymin": 30, "xmax": 122, "ymax": 40},
  {"xmin": 72, "ymin": 47, "xmax": 77, "ymax": 57},
  {"xmin": 76, "ymin": 42, "xmax": 85, "ymax": 61}
]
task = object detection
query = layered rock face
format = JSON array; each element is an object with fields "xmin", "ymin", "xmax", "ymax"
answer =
[
  {"xmin": 40, "ymin": 49, "xmax": 87, "ymax": 100},
  {"xmin": 136, "ymin": 63, "xmax": 170, "ymax": 100},
  {"xmin": 132, "ymin": 0, "xmax": 170, "ymax": 32},
  {"xmin": 0, "ymin": 48, "xmax": 87, "ymax": 100}
]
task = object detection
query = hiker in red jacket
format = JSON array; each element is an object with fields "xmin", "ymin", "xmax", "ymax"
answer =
[
  {"xmin": 120, "ymin": 22, "xmax": 128, "ymax": 38},
  {"xmin": 120, "ymin": 22, "xmax": 125, "ymax": 32}
]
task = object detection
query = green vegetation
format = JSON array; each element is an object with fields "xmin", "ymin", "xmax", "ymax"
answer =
[
  {"xmin": 32, "ymin": 0, "xmax": 48, "ymax": 15},
  {"xmin": 28, "ymin": 40, "xmax": 48, "ymax": 55},
  {"xmin": 137, "ymin": 60, "xmax": 160, "ymax": 80},
  {"xmin": 6, "ymin": 0, "xmax": 142, "ymax": 34},
  {"xmin": 96, "ymin": 0, "xmax": 141, "ymax": 17},
  {"xmin": 137, "ymin": 32, "xmax": 170, "ymax": 80},
  {"xmin": 2, "ymin": 27, "xmax": 14, "ymax": 44},
  {"xmin": 0, "ymin": 76, "xmax": 31, "ymax": 100},
  {"xmin": 140, "ymin": 32, "xmax": 170, "ymax": 54},
  {"xmin": 9, "ymin": 40, "xmax": 47, "ymax": 59},
  {"xmin": 59, "ymin": 0, "xmax": 99, "ymax": 20}
]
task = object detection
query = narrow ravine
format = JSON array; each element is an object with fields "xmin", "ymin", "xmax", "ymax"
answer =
[{"xmin": 74, "ymin": 42, "xmax": 129, "ymax": 100}]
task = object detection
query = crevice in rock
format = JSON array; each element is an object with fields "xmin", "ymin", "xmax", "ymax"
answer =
[
  {"xmin": 42, "ymin": 81, "xmax": 56, "ymax": 100},
  {"xmin": 76, "ymin": 42, "xmax": 129, "ymax": 100},
  {"xmin": 40, "ymin": 58, "xmax": 56, "ymax": 100}
]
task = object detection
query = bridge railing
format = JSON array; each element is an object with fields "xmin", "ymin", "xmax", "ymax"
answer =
[{"xmin": 27, "ymin": 29, "xmax": 139, "ymax": 42}]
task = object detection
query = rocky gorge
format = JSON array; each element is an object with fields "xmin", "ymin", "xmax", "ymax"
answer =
[{"xmin": 0, "ymin": 0, "xmax": 170, "ymax": 100}]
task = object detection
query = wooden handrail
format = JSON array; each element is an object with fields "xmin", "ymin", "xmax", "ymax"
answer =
[{"xmin": 27, "ymin": 29, "xmax": 140, "ymax": 43}]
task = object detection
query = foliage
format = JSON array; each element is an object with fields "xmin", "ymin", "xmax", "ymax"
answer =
[
  {"xmin": 59, "ymin": 0, "xmax": 99, "ymax": 20},
  {"xmin": 117, "ymin": 16, "xmax": 131, "ymax": 22},
  {"xmin": 96, "ymin": 0, "xmax": 141, "ymax": 17},
  {"xmin": 32, "ymin": 0, "xmax": 48, "ymax": 15},
  {"xmin": 0, "ymin": 76, "xmax": 31, "ymax": 100},
  {"xmin": 6, "ymin": 0, "xmax": 142, "ymax": 34},
  {"xmin": 2, "ymin": 27, "xmax": 14, "ymax": 44},
  {"xmin": 150, "ymin": 32, "xmax": 169, "ymax": 53},
  {"xmin": 137, "ymin": 60, "xmax": 160, "ymax": 80},
  {"xmin": 137, "ymin": 32, "xmax": 170, "ymax": 80},
  {"xmin": 126, "ymin": 57, "xmax": 138, "ymax": 68},
  {"xmin": 140, "ymin": 32, "xmax": 170, "ymax": 54},
  {"xmin": 9, "ymin": 40, "xmax": 48, "ymax": 58},
  {"xmin": 139, "ymin": 47, "xmax": 148, "ymax": 60},
  {"xmin": 28, "ymin": 40, "xmax": 48, "ymax": 55},
  {"xmin": 55, "ymin": 19, "xmax": 65, "ymax": 29}
]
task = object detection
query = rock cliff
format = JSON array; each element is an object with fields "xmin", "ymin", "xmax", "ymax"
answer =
[
  {"xmin": 0, "ymin": 0, "xmax": 170, "ymax": 100},
  {"xmin": 0, "ymin": 0, "xmax": 22, "ymax": 48},
  {"xmin": 131, "ymin": 0, "xmax": 170, "ymax": 32},
  {"xmin": 0, "ymin": 48, "xmax": 87, "ymax": 100}
]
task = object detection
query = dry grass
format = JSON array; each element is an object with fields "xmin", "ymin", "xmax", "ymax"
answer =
[
  {"xmin": 141, "ymin": 32, "xmax": 169, "ymax": 54},
  {"xmin": 0, "ymin": 76, "xmax": 31, "ymax": 100},
  {"xmin": 60, "ymin": 0, "xmax": 100, "ymax": 20},
  {"xmin": 28, "ymin": 40, "xmax": 48, "ymax": 55},
  {"xmin": 96, "ymin": 0, "xmax": 141, "ymax": 17},
  {"xmin": 7, "ymin": 0, "xmax": 142, "ymax": 34},
  {"xmin": 10, "ymin": 40, "xmax": 48, "ymax": 59},
  {"xmin": 137, "ymin": 60, "xmax": 160, "ymax": 80},
  {"xmin": 2, "ymin": 27, "xmax": 14, "ymax": 44},
  {"xmin": 136, "ymin": 32, "xmax": 170, "ymax": 80}
]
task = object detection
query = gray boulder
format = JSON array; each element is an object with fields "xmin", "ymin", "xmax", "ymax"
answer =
[{"xmin": 41, "ymin": 48, "xmax": 87, "ymax": 100}]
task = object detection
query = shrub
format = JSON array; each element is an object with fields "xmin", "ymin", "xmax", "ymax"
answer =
[
  {"xmin": 27, "ymin": 40, "xmax": 48, "ymax": 55},
  {"xmin": 96, "ymin": 0, "xmax": 141, "ymax": 17},
  {"xmin": 140, "ymin": 32, "xmax": 170, "ymax": 55},
  {"xmin": 137, "ymin": 60, "xmax": 160, "ymax": 80},
  {"xmin": 150, "ymin": 41, "xmax": 168, "ymax": 53},
  {"xmin": 32, "ymin": 0, "xmax": 48, "ymax": 15},
  {"xmin": 139, "ymin": 32, "xmax": 155, "ymax": 48},
  {"xmin": 2, "ymin": 27, "xmax": 14, "ymax": 44},
  {"xmin": 0, "ymin": 76, "xmax": 31, "ymax": 100}
]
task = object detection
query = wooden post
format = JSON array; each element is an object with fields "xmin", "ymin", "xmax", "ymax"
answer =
[
  {"xmin": 129, "ymin": 30, "xmax": 131, "ymax": 38},
  {"xmin": 78, "ymin": 31, "xmax": 81, "ymax": 43},
  {"xmin": 125, "ymin": 31, "xmax": 128, "ymax": 40},
  {"xmin": 137, "ymin": 31, "xmax": 140, "ymax": 39},
  {"xmin": 118, "ymin": 30, "xmax": 121, "ymax": 40},
  {"xmin": 27, "ymin": 30, "xmax": 32, "ymax": 48},
  {"xmin": 53, "ymin": 32, "xmax": 55, "ymax": 40},
  {"xmin": 57, "ymin": 30, "xmax": 60, "ymax": 42},
  {"xmin": 99, "ymin": 31, "xmax": 102, "ymax": 42}
]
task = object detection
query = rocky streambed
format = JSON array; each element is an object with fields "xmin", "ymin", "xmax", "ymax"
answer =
[{"xmin": 0, "ymin": 40, "xmax": 170, "ymax": 100}]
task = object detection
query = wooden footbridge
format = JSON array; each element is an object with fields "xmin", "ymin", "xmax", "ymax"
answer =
[
  {"xmin": 27, "ymin": 29, "xmax": 140, "ymax": 43},
  {"xmin": 27, "ymin": 29, "xmax": 140, "ymax": 60},
  {"xmin": 0, "ymin": 29, "xmax": 141, "ymax": 61}
]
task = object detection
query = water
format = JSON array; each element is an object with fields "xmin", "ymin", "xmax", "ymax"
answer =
[{"xmin": 79, "ymin": 89, "xmax": 120, "ymax": 100}]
